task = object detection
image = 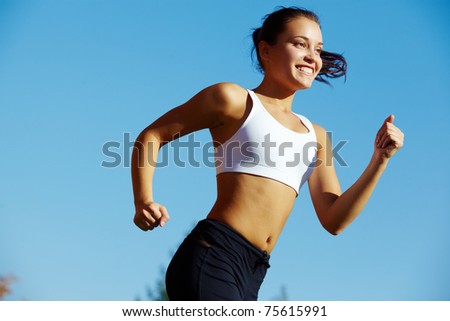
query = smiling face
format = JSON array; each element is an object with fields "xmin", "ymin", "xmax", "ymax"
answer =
[{"xmin": 260, "ymin": 17, "xmax": 323, "ymax": 91}]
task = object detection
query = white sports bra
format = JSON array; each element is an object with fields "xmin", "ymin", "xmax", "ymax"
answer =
[{"xmin": 215, "ymin": 89, "xmax": 317, "ymax": 195}]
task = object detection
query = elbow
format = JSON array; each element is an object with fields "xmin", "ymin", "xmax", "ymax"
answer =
[
  {"xmin": 323, "ymin": 224, "xmax": 345, "ymax": 236},
  {"xmin": 317, "ymin": 210, "xmax": 348, "ymax": 236},
  {"xmin": 319, "ymin": 212, "xmax": 349, "ymax": 236},
  {"xmin": 328, "ymin": 229, "xmax": 343, "ymax": 236}
]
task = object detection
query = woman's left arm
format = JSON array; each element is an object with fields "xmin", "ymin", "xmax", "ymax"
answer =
[{"xmin": 308, "ymin": 115, "xmax": 404, "ymax": 235}]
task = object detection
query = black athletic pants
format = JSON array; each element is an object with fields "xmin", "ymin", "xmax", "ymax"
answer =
[{"xmin": 166, "ymin": 219, "xmax": 270, "ymax": 300}]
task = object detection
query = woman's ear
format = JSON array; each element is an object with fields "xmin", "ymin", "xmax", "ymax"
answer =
[{"xmin": 258, "ymin": 40, "xmax": 270, "ymax": 64}]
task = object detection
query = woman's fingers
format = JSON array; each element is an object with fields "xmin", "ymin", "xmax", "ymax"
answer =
[
  {"xmin": 134, "ymin": 202, "xmax": 170, "ymax": 231},
  {"xmin": 158, "ymin": 205, "xmax": 170, "ymax": 227},
  {"xmin": 375, "ymin": 115, "xmax": 404, "ymax": 158},
  {"xmin": 386, "ymin": 126, "xmax": 403, "ymax": 149}
]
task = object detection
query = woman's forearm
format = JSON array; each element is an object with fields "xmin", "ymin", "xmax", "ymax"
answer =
[
  {"xmin": 131, "ymin": 130, "xmax": 161, "ymax": 205},
  {"xmin": 315, "ymin": 115, "xmax": 403, "ymax": 235},
  {"xmin": 322, "ymin": 155, "xmax": 388, "ymax": 235}
]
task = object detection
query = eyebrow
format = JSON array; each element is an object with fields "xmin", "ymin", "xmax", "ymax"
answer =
[{"xmin": 291, "ymin": 35, "xmax": 323, "ymax": 46}]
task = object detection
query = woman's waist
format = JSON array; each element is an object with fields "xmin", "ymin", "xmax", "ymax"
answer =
[
  {"xmin": 216, "ymin": 172, "xmax": 297, "ymax": 204},
  {"xmin": 210, "ymin": 172, "xmax": 296, "ymax": 252},
  {"xmin": 206, "ymin": 201, "xmax": 291, "ymax": 253}
]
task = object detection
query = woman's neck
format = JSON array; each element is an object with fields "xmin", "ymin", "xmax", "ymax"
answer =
[{"xmin": 253, "ymin": 79, "xmax": 297, "ymax": 112}]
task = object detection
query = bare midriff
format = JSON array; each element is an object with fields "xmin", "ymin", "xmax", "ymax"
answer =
[{"xmin": 206, "ymin": 172, "xmax": 297, "ymax": 253}]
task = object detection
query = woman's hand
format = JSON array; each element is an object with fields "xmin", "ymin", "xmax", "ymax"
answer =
[
  {"xmin": 134, "ymin": 201, "xmax": 170, "ymax": 231},
  {"xmin": 374, "ymin": 115, "xmax": 404, "ymax": 162}
]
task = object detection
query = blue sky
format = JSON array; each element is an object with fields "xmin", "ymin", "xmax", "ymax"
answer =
[{"xmin": 1, "ymin": 0, "xmax": 449, "ymax": 300}]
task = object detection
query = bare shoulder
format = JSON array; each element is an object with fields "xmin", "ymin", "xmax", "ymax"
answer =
[
  {"xmin": 312, "ymin": 123, "xmax": 329, "ymax": 149},
  {"xmin": 203, "ymin": 83, "xmax": 252, "ymax": 142},
  {"xmin": 144, "ymin": 82, "xmax": 248, "ymax": 142},
  {"xmin": 204, "ymin": 82, "xmax": 248, "ymax": 114},
  {"xmin": 312, "ymin": 123, "xmax": 327, "ymax": 134}
]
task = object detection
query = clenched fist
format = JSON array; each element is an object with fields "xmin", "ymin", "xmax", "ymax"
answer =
[
  {"xmin": 374, "ymin": 115, "xmax": 404, "ymax": 161},
  {"xmin": 134, "ymin": 201, "xmax": 170, "ymax": 231}
]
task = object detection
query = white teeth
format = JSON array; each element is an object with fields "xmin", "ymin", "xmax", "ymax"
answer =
[{"xmin": 297, "ymin": 66, "xmax": 313, "ymax": 74}]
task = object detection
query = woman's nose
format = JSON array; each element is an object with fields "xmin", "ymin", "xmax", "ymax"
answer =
[
  {"xmin": 304, "ymin": 52, "xmax": 315, "ymax": 64},
  {"xmin": 304, "ymin": 55, "xmax": 314, "ymax": 63},
  {"xmin": 304, "ymin": 48, "xmax": 319, "ymax": 64}
]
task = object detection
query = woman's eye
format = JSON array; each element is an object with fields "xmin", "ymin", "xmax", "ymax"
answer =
[
  {"xmin": 315, "ymin": 48, "xmax": 323, "ymax": 54},
  {"xmin": 295, "ymin": 42, "xmax": 307, "ymax": 48}
]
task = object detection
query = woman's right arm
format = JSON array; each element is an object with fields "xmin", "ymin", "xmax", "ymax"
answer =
[{"xmin": 131, "ymin": 82, "xmax": 245, "ymax": 231}]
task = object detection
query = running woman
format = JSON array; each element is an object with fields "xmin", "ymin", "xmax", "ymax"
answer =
[{"xmin": 131, "ymin": 7, "xmax": 404, "ymax": 300}]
